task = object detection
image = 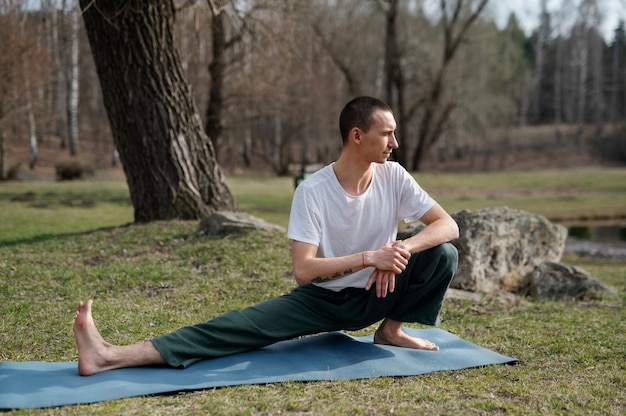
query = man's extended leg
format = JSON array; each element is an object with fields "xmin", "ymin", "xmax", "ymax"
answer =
[
  {"xmin": 149, "ymin": 285, "xmax": 351, "ymax": 368},
  {"xmin": 74, "ymin": 300, "xmax": 166, "ymax": 376},
  {"xmin": 75, "ymin": 284, "xmax": 353, "ymax": 374}
]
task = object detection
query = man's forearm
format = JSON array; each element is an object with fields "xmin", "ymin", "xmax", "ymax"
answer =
[
  {"xmin": 401, "ymin": 218, "xmax": 459, "ymax": 254},
  {"xmin": 293, "ymin": 252, "xmax": 365, "ymax": 286}
]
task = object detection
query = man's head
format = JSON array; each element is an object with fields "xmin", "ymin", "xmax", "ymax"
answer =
[{"xmin": 339, "ymin": 96, "xmax": 393, "ymax": 144}]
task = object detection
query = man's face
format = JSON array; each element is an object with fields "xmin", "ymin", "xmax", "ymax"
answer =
[{"xmin": 359, "ymin": 110, "xmax": 399, "ymax": 163}]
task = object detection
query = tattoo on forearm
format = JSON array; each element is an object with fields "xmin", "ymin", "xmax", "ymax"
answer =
[{"xmin": 311, "ymin": 268, "xmax": 354, "ymax": 283}]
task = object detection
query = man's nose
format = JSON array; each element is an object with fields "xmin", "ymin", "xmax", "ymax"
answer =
[{"xmin": 390, "ymin": 135, "xmax": 399, "ymax": 149}]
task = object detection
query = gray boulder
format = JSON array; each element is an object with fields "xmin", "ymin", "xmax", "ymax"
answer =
[
  {"xmin": 526, "ymin": 261, "xmax": 615, "ymax": 301},
  {"xmin": 198, "ymin": 211, "xmax": 285, "ymax": 235},
  {"xmin": 450, "ymin": 207, "xmax": 567, "ymax": 293},
  {"xmin": 401, "ymin": 207, "xmax": 568, "ymax": 293}
]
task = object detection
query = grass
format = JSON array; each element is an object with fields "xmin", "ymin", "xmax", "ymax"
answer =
[
  {"xmin": 1, "ymin": 168, "xmax": 625, "ymax": 415},
  {"xmin": 0, "ymin": 180, "xmax": 133, "ymax": 242}
]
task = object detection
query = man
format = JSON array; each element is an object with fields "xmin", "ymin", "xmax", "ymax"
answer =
[{"xmin": 73, "ymin": 96, "xmax": 459, "ymax": 376}]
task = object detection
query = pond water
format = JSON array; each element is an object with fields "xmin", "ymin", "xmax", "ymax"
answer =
[{"xmin": 567, "ymin": 223, "xmax": 626, "ymax": 243}]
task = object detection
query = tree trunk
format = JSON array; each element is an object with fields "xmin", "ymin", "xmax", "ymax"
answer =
[
  {"xmin": 272, "ymin": 113, "xmax": 282, "ymax": 174},
  {"xmin": 576, "ymin": 32, "xmax": 588, "ymax": 148},
  {"xmin": 67, "ymin": 2, "xmax": 80, "ymax": 156},
  {"xmin": 382, "ymin": 0, "xmax": 408, "ymax": 167},
  {"xmin": 205, "ymin": 8, "xmax": 226, "ymax": 159},
  {"xmin": 79, "ymin": 0, "xmax": 234, "ymax": 222},
  {"xmin": 311, "ymin": 20, "xmax": 360, "ymax": 97},
  {"xmin": 56, "ymin": 1, "xmax": 67, "ymax": 148},
  {"xmin": 0, "ymin": 130, "xmax": 4, "ymax": 180},
  {"xmin": 519, "ymin": 70, "xmax": 531, "ymax": 144},
  {"xmin": 243, "ymin": 115, "xmax": 252, "ymax": 167},
  {"xmin": 20, "ymin": 11, "xmax": 39, "ymax": 169},
  {"xmin": 590, "ymin": 16, "xmax": 604, "ymax": 137},
  {"xmin": 532, "ymin": 0, "xmax": 549, "ymax": 124},
  {"xmin": 591, "ymin": 32, "xmax": 604, "ymax": 137},
  {"xmin": 609, "ymin": 28, "xmax": 619, "ymax": 125},
  {"xmin": 554, "ymin": 34, "xmax": 563, "ymax": 142},
  {"xmin": 27, "ymin": 97, "xmax": 38, "ymax": 169}
]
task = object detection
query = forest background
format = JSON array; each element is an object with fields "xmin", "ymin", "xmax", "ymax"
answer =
[{"xmin": 0, "ymin": 0, "xmax": 625, "ymax": 180}]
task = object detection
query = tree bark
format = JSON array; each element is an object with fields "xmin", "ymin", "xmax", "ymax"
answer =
[
  {"xmin": 79, "ymin": 0, "xmax": 234, "ymax": 222},
  {"xmin": 51, "ymin": 4, "xmax": 66, "ymax": 147},
  {"xmin": 382, "ymin": 0, "xmax": 408, "ymax": 167},
  {"xmin": 205, "ymin": 7, "xmax": 226, "ymax": 159},
  {"xmin": 67, "ymin": 2, "xmax": 80, "ymax": 156},
  {"xmin": 19, "ymin": 10, "xmax": 39, "ymax": 169},
  {"xmin": 26, "ymin": 91, "xmax": 38, "ymax": 169}
]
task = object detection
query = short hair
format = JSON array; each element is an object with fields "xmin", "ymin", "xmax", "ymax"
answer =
[{"xmin": 339, "ymin": 96, "xmax": 393, "ymax": 143}]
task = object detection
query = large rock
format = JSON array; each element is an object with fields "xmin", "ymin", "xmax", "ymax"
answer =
[
  {"xmin": 198, "ymin": 211, "xmax": 285, "ymax": 235},
  {"xmin": 449, "ymin": 207, "xmax": 567, "ymax": 293},
  {"xmin": 526, "ymin": 261, "xmax": 615, "ymax": 301},
  {"xmin": 397, "ymin": 206, "xmax": 566, "ymax": 293}
]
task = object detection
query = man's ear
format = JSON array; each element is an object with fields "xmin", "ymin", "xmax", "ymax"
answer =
[{"xmin": 350, "ymin": 127, "xmax": 362, "ymax": 144}]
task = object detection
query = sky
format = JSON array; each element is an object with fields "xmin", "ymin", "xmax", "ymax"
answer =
[{"xmin": 489, "ymin": 0, "xmax": 625, "ymax": 41}]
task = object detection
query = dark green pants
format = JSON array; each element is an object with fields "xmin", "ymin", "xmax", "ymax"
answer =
[{"xmin": 151, "ymin": 243, "xmax": 458, "ymax": 368}]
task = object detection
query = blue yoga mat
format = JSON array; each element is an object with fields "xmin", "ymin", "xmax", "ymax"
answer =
[{"xmin": 0, "ymin": 328, "xmax": 517, "ymax": 409}]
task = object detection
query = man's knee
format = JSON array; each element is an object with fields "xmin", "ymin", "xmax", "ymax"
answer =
[{"xmin": 429, "ymin": 242, "xmax": 458, "ymax": 270}]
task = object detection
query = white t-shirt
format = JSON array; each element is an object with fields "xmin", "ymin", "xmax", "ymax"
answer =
[{"xmin": 287, "ymin": 161, "xmax": 435, "ymax": 291}]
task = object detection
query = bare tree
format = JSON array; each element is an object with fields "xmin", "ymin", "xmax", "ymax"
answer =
[
  {"xmin": 553, "ymin": 7, "xmax": 566, "ymax": 142},
  {"xmin": 498, "ymin": 14, "xmax": 528, "ymax": 137},
  {"xmin": 573, "ymin": 0, "xmax": 594, "ymax": 148},
  {"xmin": 609, "ymin": 20, "xmax": 625, "ymax": 125},
  {"xmin": 0, "ymin": 0, "xmax": 44, "ymax": 179},
  {"xmin": 205, "ymin": 0, "xmax": 228, "ymax": 158},
  {"xmin": 224, "ymin": 0, "xmax": 340, "ymax": 174},
  {"xmin": 203, "ymin": 0, "xmax": 258, "ymax": 161},
  {"xmin": 11, "ymin": 0, "xmax": 626, "ymax": 177},
  {"xmin": 310, "ymin": 0, "xmax": 383, "ymax": 98},
  {"xmin": 79, "ymin": 0, "xmax": 234, "ymax": 221},
  {"xmin": 0, "ymin": 3, "xmax": 15, "ymax": 179},
  {"xmin": 410, "ymin": 0, "xmax": 489, "ymax": 171},
  {"xmin": 66, "ymin": 0, "xmax": 79, "ymax": 156},
  {"xmin": 19, "ymin": 10, "xmax": 39, "ymax": 168},
  {"xmin": 51, "ymin": 3, "xmax": 67, "ymax": 145},
  {"xmin": 589, "ymin": 3, "xmax": 605, "ymax": 137},
  {"xmin": 378, "ymin": 0, "xmax": 409, "ymax": 166}
]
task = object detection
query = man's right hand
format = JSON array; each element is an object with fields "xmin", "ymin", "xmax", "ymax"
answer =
[{"xmin": 364, "ymin": 243, "xmax": 410, "ymax": 297}]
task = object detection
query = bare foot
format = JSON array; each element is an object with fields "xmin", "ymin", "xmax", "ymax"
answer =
[
  {"xmin": 73, "ymin": 300, "xmax": 114, "ymax": 376},
  {"xmin": 374, "ymin": 327, "xmax": 439, "ymax": 351}
]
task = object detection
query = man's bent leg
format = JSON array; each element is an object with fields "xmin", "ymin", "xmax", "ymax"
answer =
[
  {"xmin": 386, "ymin": 243, "xmax": 458, "ymax": 325},
  {"xmin": 373, "ymin": 243, "xmax": 458, "ymax": 351},
  {"xmin": 74, "ymin": 300, "xmax": 166, "ymax": 376}
]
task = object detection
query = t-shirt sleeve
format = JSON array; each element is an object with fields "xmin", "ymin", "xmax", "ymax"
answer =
[
  {"xmin": 396, "ymin": 165, "xmax": 436, "ymax": 223},
  {"xmin": 287, "ymin": 184, "xmax": 322, "ymax": 246}
]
